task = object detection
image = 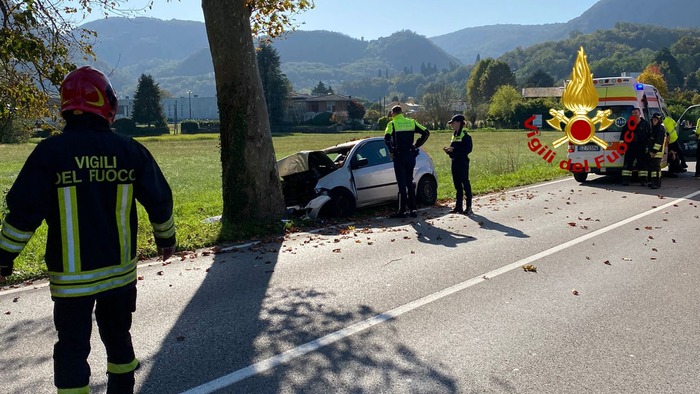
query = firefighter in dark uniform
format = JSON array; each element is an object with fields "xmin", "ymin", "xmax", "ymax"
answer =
[
  {"xmin": 647, "ymin": 112, "xmax": 666, "ymax": 189},
  {"xmin": 384, "ymin": 105, "xmax": 430, "ymax": 218},
  {"xmin": 444, "ymin": 114, "xmax": 474, "ymax": 215},
  {"xmin": 621, "ymin": 107, "xmax": 650, "ymax": 186},
  {"xmin": 0, "ymin": 66, "xmax": 176, "ymax": 394}
]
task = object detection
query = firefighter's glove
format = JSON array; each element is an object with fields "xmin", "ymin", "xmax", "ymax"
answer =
[{"xmin": 158, "ymin": 245, "xmax": 176, "ymax": 261}]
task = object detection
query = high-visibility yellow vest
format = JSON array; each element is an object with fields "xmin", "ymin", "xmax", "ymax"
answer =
[{"xmin": 664, "ymin": 117, "xmax": 677, "ymax": 143}]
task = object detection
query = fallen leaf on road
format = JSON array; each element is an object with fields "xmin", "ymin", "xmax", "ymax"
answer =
[
  {"xmin": 652, "ymin": 248, "xmax": 658, "ymax": 252},
  {"xmin": 12, "ymin": 297, "xmax": 19, "ymax": 303},
  {"xmin": 572, "ymin": 289, "xmax": 579, "ymax": 296},
  {"xmin": 622, "ymin": 257, "xmax": 632, "ymax": 261},
  {"xmin": 603, "ymin": 260, "xmax": 611, "ymax": 265},
  {"xmin": 672, "ymin": 239, "xmax": 676, "ymax": 243},
  {"xmin": 333, "ymin": 248, "xmax": 341, "ymax": 253},
  {"xmin": 157, "ymin": 271, "xmax": 164, "ymax": 276},
  {"xmin": 568, "ymin": 222, "xmax": 576, "ymax": 227},
  {"xmin": 522, "ymin": 264, "xmax": 537, "ymax": 272},
  {"xmin": 137, "ymin": 276, "xmax": 144, "ymax": 281}
]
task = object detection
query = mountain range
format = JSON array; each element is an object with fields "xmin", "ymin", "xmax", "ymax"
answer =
[{"xmin": 79, "ymin": 0, "xmax": 700, "ymax": 99}]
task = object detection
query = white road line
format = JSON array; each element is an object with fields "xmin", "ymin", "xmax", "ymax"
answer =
[{"xmin": 182, "ymin": 188, "xmax": 700, "ymax": 394}]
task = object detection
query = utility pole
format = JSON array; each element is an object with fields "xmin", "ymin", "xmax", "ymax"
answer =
[
  {"xmin": 174, "ymin": 100, "xmax": 178, "ymax": 134},
  {"xmin": 187, "ymin": 90, "xmax": 192, "ymax": 119}
]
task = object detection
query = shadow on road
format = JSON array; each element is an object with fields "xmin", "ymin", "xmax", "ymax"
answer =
[
  {"xmin": 0, "ymin": 318, "xmax": 54, "ymax": 394},
  {"xmin": 139, "ymin": 232, "xmax": 458, "ymax": 393}
]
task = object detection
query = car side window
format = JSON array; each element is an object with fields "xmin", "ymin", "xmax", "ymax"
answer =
[{"xmin": 354, "ymin": 141, "xmax": 392, "ymax": 167}]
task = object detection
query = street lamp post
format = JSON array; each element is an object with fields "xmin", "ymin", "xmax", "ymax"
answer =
[{"xmin": 187, "ymin": 90, "xmax": 192, "ymax": 119}]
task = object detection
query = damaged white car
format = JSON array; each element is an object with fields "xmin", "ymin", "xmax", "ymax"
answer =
[{"xmin": 277, "ymin": 137, "xmax": 438, "ymax": 219}]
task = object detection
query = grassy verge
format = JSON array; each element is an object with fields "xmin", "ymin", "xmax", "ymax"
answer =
[{"xmin": 1, "ymin": 129, "xmax": 568, "ymax": 284}]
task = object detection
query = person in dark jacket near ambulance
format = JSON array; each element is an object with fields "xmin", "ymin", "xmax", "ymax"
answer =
[
  {"xmin": 0, "ymin": 66, "xmax": 176, "ymax": 394},
  {"xmin": 384, "ymin": 105, "xmax": 430, "ymax": 218},
  {"xmin": 621, "ymin": 107, "xmax": 650, "ymax": 186},
  {"xmin": 444, "ymin": 114, "xmax": 474, "ymax": 215},
  {"xmin": 647, "ymin": 112, "xmax": 666, "ymax": 189}
]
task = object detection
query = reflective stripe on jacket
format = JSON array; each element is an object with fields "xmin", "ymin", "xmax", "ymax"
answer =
[{"xmin": 0, "ymin": 123, "xmax": 175, "ymax": 297}]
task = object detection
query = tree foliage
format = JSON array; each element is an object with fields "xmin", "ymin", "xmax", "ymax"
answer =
[
  {"xmin": 421, "ymin": 81, "xmax": 458, "ymax": 130},
  {"xmin": 638, "ymin": 64, "xmax": 669, "ymax": 97},
  {"xmin": 0, "ymin": 0, "xmax": 142, "ymax": 129},
  {"xmin": 257, "ymin": 42, "xmax": 290, "ymax": 125},
  {"xmin": 347, "ymin": 99, "xmax": 365, "ymax": 120},
  {"xmin": 524, "ymin": 69, "xmax": 555, "ymax": 88},
  {"xmin": 488, "ymin": 85, "xmax": 523, "ymax": 128},
  {"xmin": 132, "ymin": 74, "xmax": 167, "ymax": 127},
  {"xmin": 311, "ymin": 80, "xmax": 333, "ymax": 95},
  {"xmin": 466, "ymin": 58, "xmax": 516, "ymax": 110}
]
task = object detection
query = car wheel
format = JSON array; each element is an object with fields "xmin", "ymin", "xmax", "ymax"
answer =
[
  {"xmin": 416, "ymin": 175, "xmax": 437, "ymax": 206},
  {"xmin": 573, "ymin": 172, "xmax": 588, "ymax": 182},
  {"xmin": 329, "ymin": 187, "xmax": 356, "ymax": 217}
]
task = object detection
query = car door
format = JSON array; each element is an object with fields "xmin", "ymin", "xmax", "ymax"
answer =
[{"xmin": 350, "ymin": 140, "xmax": 396, "ymax": 207}]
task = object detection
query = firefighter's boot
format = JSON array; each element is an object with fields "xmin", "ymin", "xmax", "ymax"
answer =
[
  {"xmin": 107, "ymin": 371, "xmax": 135, "ymax": 394},
  {"xmin": 650, "ymin": 172, "xmax": 661, "ymax": 189}
]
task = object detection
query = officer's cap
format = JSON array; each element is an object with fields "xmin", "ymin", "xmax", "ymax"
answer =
[
  {"xmin": 448, "ymin": 114, "xmax": 466, "ymax": 124},
  {"xmin": 651, "ymin": 112, "xmax": 662, "ymax": 120}
]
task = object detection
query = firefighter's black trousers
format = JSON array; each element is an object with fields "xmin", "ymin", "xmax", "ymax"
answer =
[
  {"xmin": 451, "ymin": 159, "xmax": 472, "ymax": 211},
  {"xmin": 622, "ymin": 142, "xmax": 646, "ymax": 181},
  {"xmin": 393, "ymin": 152, "xmax": 417, "ymax": 213},
  {"xmin": 53, "ymin": 285, "xmax": 138, "ymax": 392}
]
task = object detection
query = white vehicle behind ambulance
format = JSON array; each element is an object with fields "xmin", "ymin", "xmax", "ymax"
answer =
[{"xmin": 567, "ymin": 76, "xmax": 669, "ymax": 182}]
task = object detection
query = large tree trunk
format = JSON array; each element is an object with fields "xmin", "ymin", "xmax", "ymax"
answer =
[{"xmin": 202, "ymin": 0, "xmax": 285, "ymax": 224}]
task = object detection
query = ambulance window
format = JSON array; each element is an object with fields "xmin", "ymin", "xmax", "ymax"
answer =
[{"xmin": 595, "ymin": 105, "xmax": 634, "ymax": 132}]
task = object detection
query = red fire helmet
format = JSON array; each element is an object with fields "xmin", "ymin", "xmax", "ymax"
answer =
[{"xmin": 60, "ymin": 66, "xmax": 118, "ymax": 123}]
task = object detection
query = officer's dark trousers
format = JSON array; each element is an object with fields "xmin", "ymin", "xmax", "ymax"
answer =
[
  {"xmin": 622, "ymin": 143, "xmax": 644, "ymax": 184},
  {"xmin": 393, "ymin": 153, "xmax": 417, "ymax": 213},
  {"xmin": 648, "ymin": 157, "xmax": 662, "ymax": 188},
  {"xmin": 451, "ymin": 159, "xmax": 472, "ymax": 211},
  {"xmin": 53, "ymin": 285, "xmax": 138, "ymax": 393}
]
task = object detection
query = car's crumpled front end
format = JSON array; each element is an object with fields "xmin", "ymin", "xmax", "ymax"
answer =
[{"xmin": 277, "ymin": 151, "xmax": 338, "ymax": 218}]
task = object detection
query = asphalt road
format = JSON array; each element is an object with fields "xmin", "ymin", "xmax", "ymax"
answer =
[{"xmin": 2, "ymin": 169, "xmax": 700, "ymax": 394}]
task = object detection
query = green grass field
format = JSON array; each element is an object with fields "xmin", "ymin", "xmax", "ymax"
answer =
[{"xmin": 1, "ymin": 129, "xmax": 568, "ymax": 283}]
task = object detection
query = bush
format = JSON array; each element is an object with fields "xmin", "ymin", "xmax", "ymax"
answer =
[
  {"xmin": 0, "ymin": 118, "xmax": 32, "ymax": 143},
  {"xmin": 377, "ymin": 116, "xmax": 390, "ymax": 131},
  {"xmin": 180, "ymin": 120, "xmax": 200, "ymax": 133},
  {"xmin": 310, "ymin": 112, "xmax": 333, "ymax": 126},
  {"xmin": 113, "ymin": 118, "xmax": 138, "ymax": 135}
]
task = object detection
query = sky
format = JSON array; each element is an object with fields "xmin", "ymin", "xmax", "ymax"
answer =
[{"xmin": 82, "ymin": 0, "xmax": 601, "ymax": 40}]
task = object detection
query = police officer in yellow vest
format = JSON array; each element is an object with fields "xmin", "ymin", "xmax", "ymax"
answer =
[
  {"xmin": 384, "ymin": 105, "xmax": 430, "ymax": 218},
  {"xmin": 0, "ymin": 66, "xmax": 176, "ymax": 393},
  {"xmin": 664, "ymin": 115, "xmax": 687, "ymax": 175},
  {"xmin": 443, "ymin": 114, "xmax": 474, "ymax": 215}
]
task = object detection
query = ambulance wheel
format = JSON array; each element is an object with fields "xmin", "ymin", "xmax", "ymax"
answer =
[{"xmin": 573, "ymin": 172, "xmax": 588, "ymax": 182}]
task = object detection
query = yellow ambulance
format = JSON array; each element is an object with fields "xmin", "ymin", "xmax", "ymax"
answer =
[{"xmin": 567, "ymin": 76, "xmax": 669, "ymax": 182}]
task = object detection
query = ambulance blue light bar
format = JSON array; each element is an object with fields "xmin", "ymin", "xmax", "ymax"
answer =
[{"xmin": 635, "ymin": 83, "xmax": 644, "ymax": 90}]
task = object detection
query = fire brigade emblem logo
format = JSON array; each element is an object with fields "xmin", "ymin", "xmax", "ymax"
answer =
[{"xmin": 547, "ymin": 47, "xmax": 614, "ymax": 149}]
